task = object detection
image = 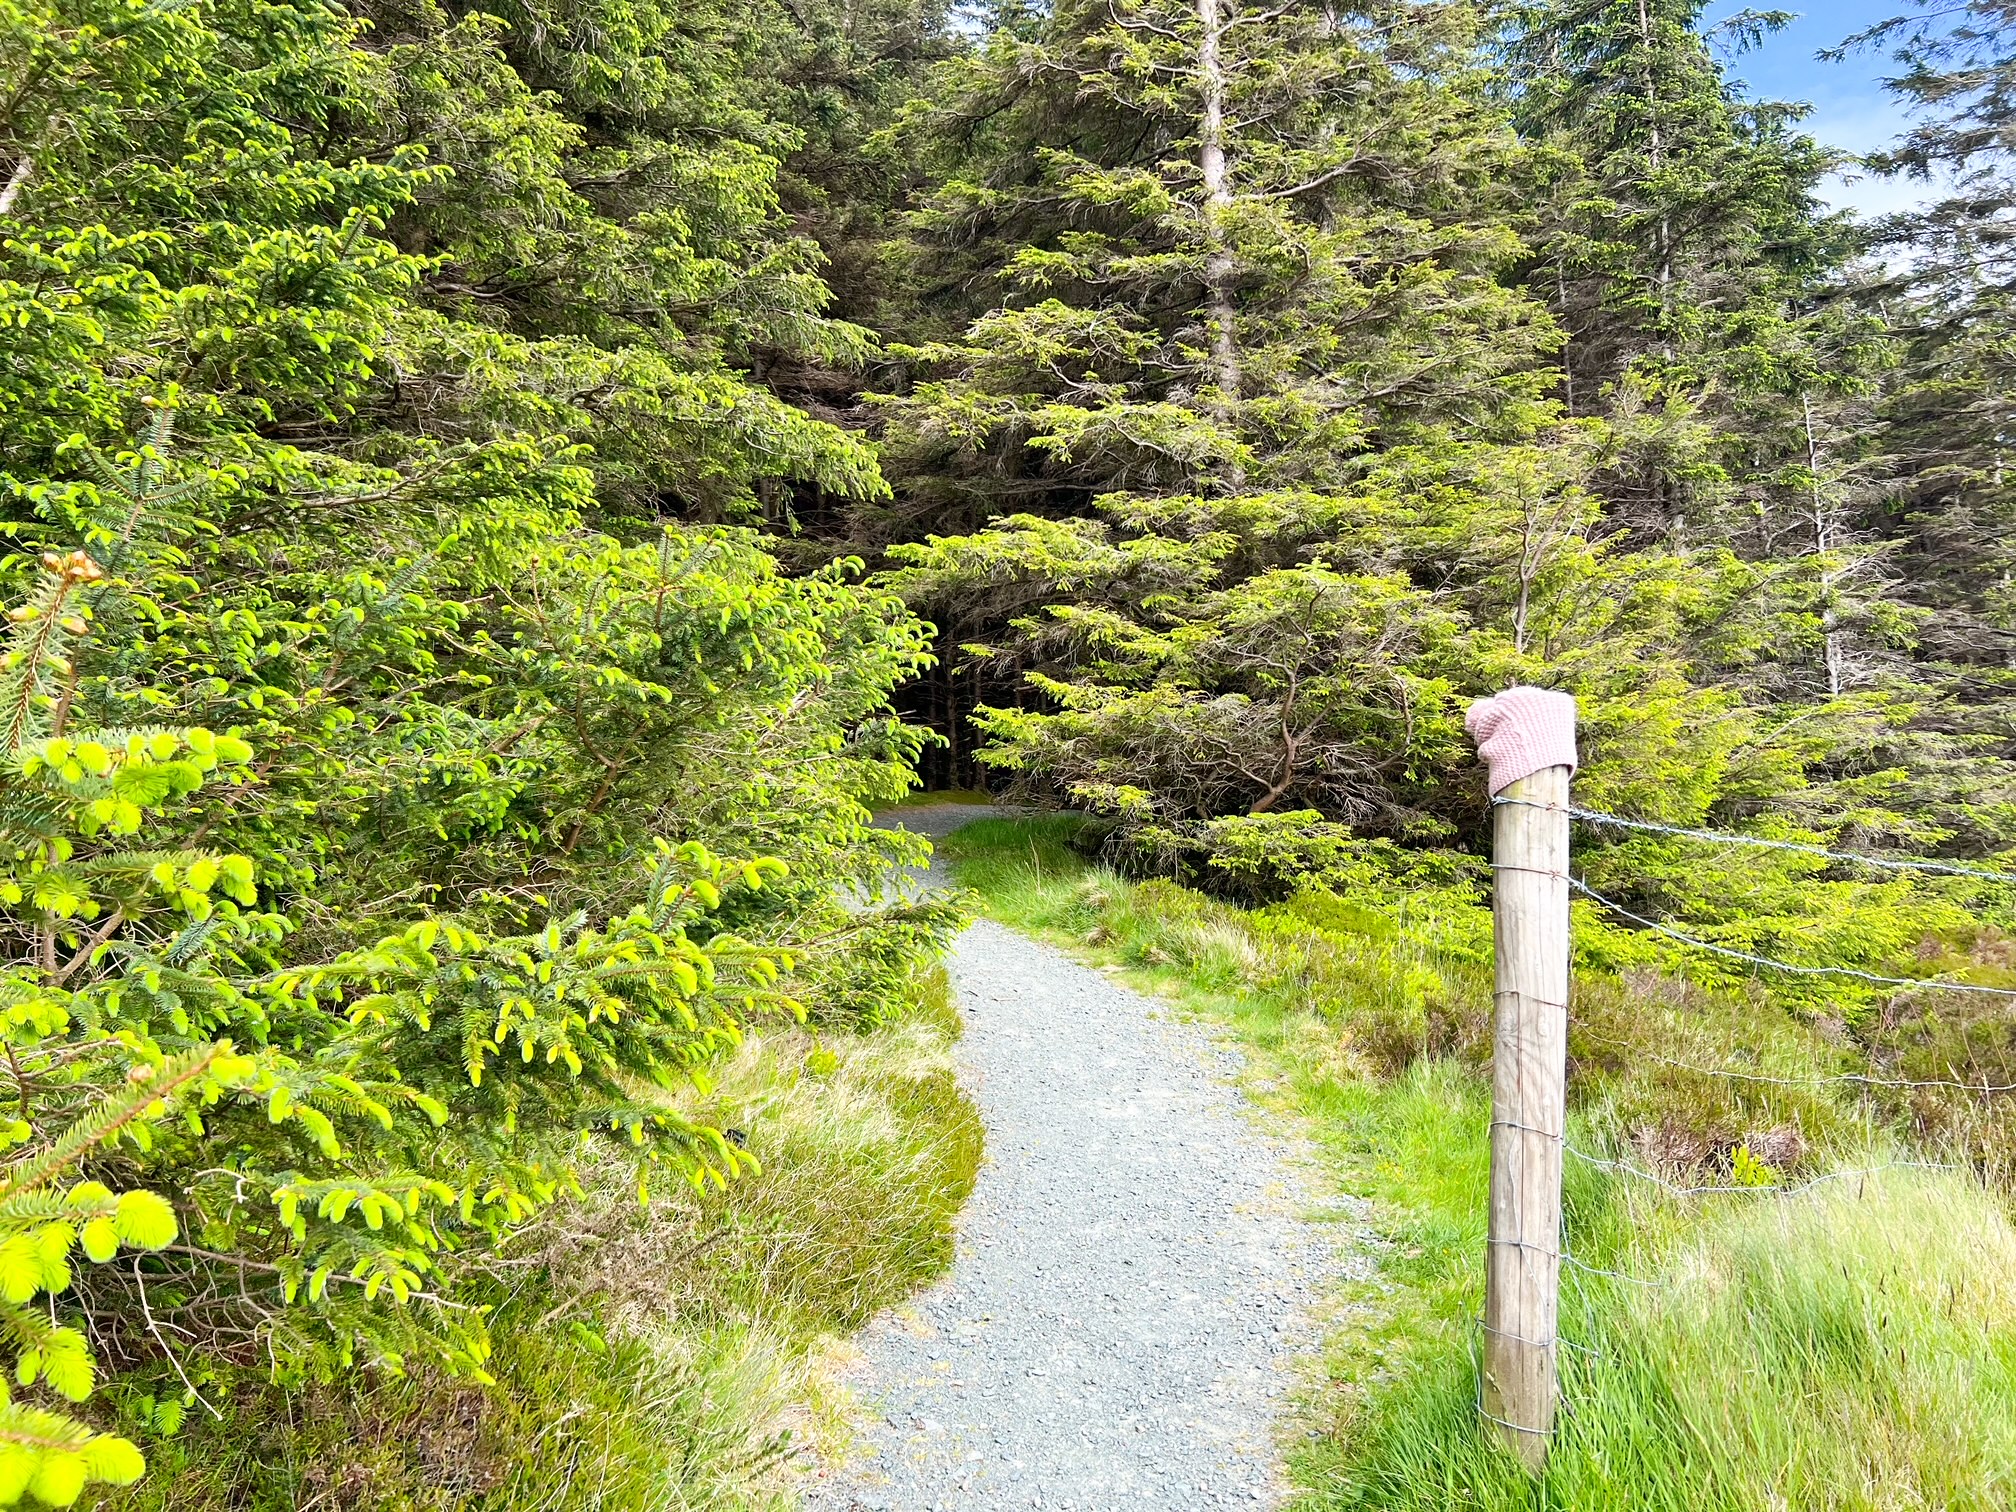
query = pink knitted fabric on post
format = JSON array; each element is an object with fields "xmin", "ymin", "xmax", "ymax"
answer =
[{"xmin": 1465, "ymin": 687, "xmax": 1578, "ymax": 796}]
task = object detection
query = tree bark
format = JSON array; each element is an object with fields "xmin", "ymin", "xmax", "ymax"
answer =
[
  {"xmin": 1636, "ymin": 0, "xmax": 1671, "ymax": 315},
  {"xmin": 1804, "ymin": 392, "xmax": 1846, "ymax": 696},
  {"xmin": 1197, "ymin": 0, "xmax": 1243, "ymax": 435},
  {"xmin": 0, "ymin": 155, "xmax": 31, "ymax": 216}
]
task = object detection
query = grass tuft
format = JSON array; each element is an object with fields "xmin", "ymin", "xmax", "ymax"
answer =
[{"xmin": 1340, "ymin": 1166, "xmax": 2016, "ymax": 1511}]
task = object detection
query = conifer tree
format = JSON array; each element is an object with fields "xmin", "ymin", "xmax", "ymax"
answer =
[
  {"xmin": 1495, "ymin": 2, "xmax": 1972, "ymax": 838},
  {"xmin": 1788, "ymin": 2, "xmax": 2016, "ymax": 852},
  {"xmin": 1839, "ymin": 3, "xmax": 2016, "ymax": 636},
  {"xmin": 0, "ymin": 2, "xmax": 962, "ymax": 1482},
  {"xmin": 1504, "ymin": 2, "xmax": 1856, "ymax": 529},
  {"xmin": 875, "ymin": 0, "xmax": 1576, "ymax": 837},
  {"xmin": 872, "ymin": 0, "xmax": 1908, "ymax": 860}
]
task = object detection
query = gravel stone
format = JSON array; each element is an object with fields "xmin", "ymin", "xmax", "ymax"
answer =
[{"xmin": 801, "ymin": 808, "xmax": 1354, "ymax": 1511}]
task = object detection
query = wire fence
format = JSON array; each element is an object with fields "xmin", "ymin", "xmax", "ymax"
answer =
[
  {"xmin": 1493, "ymin": 797, "xmax": 2016, "ymax": 886},
  {"xmin": 1479, "ymin": 794, "xmax": 2012, "ymax": 1384},
  {"xmin": 1570, "ymin": 1023, "xmax": 2016, "ymax": 1095},
  {"xmin": 1565, "ymin": 875, "xmax": 2016, "ymax": 1000},
  {"xmin": 1490, "ymin": 797, "xmax": 2016, "ymax": 1006}
]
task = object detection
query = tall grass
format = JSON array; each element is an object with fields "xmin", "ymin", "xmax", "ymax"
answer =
[
  {"xmin": 1343, "ymin": 1168, "xmax": 2016, "ymax": 1511},
  {"xmin": 940, "ymin": 815, "xmax": 2016, "ymax": 1511},
  {"xmin": 112, "ymin": 970, "xmax": 983, "ymax": 1512}
]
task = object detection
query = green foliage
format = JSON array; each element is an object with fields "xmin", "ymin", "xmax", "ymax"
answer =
[
  {"xmin": 107, "ymin": 968, "xmax": 983, "ymax": 1509},
  {"xmin": 845, "ymin": 10, "xmax": 2016, "ymax": 1178},
  {"xmin": 0, "ymin": 0, "xmax": 968, "ymax": 1501},
  {"xmin": 944, "ymin": 814, "xmax": 2016, "ymax": 1509},
  {"xmin": 1332, "ymin": 1169, "xmax": 2016, "ymax": 1511},
  {"xmin": 873, "ymin": 0, "xmax": 1586, "ymax": 833},
  {"xmin": 8, "ymin": 0, "xmax": 2016, "ymax": 1498},
  {"xmin": 863, "ymin": 0, "xmax": 2016, "ymax": 973},
  {"xmin": 0, "ymin": 493, "xmax": 958, "ymax": 1495},
  {"xmin": 0, "ymin": 523, "xmax": 960, "ymax": 1498}
]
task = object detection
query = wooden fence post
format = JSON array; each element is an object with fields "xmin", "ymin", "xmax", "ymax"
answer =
[{"xmin": 1474, "ymin": 704, "xmax": 1574, "ymax": 1469}]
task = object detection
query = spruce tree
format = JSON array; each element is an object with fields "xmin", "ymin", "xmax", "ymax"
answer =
[
  {"xmin": 1496, "ymin": 3, "xmax": 1978, "ymax": 844},
  {"xmin": 1839, "ymin": 3, "xmax": 2016, "ymax": 634},
  {"xmin": 872, "ymin": 0, "xmax": 1905, "ymax": 859},
  {"xmin": 1504, "ymin": 2, "xmax": 1856, "ymax": 530},
  {"xmin": 874, "ymin": 0, "xmax": 1575, "ymax": 838}
]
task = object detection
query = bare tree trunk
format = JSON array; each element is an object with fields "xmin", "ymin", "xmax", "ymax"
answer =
[
  {"xmin": 1556, "ymin": 260, "xmax": 1577, "ymax": 415},
  {"xmin": 0, "ymin": 155, "xmax": 31, "ymax": 216},
  {"xmin": 1197, "ymin": 0, "xmax": 1243, "ymax": 444},
  {"xmin": 1636, "ymin": 0, "xmax": 1671, "ymax": 315},
  {"xmin": 1514, "ymin": 568, "xmax": 1533, "ymax": 659},
  {"xmin": 945, "ymin": 659, "xmax": 963, "ymax": 787},
  {"xmin": 1804, "ymin": 392, "xmax": 1846, "ymax": 696}
]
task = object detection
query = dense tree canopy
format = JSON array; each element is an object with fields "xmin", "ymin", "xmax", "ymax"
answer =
[
  {"xmin": 865, "ymin": 0, "xmax": 2015, "ymax": 908},
  {"xmin": 0, "ymin": 0, "xmax": 2014, "ymax": 1500},
  {"xmin": 0, "ymin": 0, "xmax": 956, "ymax": 1493}
]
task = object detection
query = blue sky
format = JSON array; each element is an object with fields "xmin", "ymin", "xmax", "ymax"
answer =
[{"xmin": 1704, "ymin": 2, "xmax": 1936, "ymax": 218}]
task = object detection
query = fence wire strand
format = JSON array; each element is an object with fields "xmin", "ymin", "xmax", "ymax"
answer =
[
  {"xmin": 1562, "ymin": 1249, "xmax": 1668, "ymax": 1289},
  {"xmin": 1492, "ymin": 797, "xmax": 2016, "ymax": 886},
  {"xmin": 1564, "ymin": 1141, "xmax": 1961, "ymax": 1199},
  {"xmin": 1569, "ymin": 1025, "xmax": 2016, "ymax": 1095},
  {"xmin": 1471, "ymin": 787, "xmax": 2010, "ymax": 1440},
  {"xmin": 1565, "ymin": 876, "xmax": 2016, "ymax": 1000}
]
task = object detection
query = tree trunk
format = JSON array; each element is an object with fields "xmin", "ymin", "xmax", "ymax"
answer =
[
  {"xmin": 1197, "ymin": 0, "xmax": 1243, "ymax": 433},
  {"xmin": 1804, "ymin": 392, "xmax": 1846, "ymax": 696},
  {"xmin": 1636, "ymin": 0, "xmax": 1672, "ymax": 319},
  {"xmin": 1556, "ymin": 259, "xmax": 1577, "ymax": 414}
]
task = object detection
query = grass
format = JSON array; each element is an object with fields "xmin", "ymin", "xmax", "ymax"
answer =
[
  {"xmin": 1342, "ymin": 1168, "xmax": 2016, "ymax": 1511},
  {"xmin": 108, "ymin": 969, "xmax": 983, "ymax": 1512},
  {"xmin": 938, "ymin": 814, "xmax": 2016, "ymax": 1511},
  {"xmin": 883, "ymin": 788, "xmax": 996, "ymax": 809}
]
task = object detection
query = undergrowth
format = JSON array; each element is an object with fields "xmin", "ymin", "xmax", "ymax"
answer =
[
  {"xmin": 104, "ymin": 970, "xmax": 982, "ymax": 1512},
  {"xmin": 941, "ymin": 814, "xmax": 2016, "ymax": 1510},
  {"xmin": 883, "ymin": 789, "xmax": 998, "ymax": 810}
]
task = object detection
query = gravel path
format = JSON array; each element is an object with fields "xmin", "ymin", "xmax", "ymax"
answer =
[{"xmin": 802, "ymin": 807, "xmax": 1347, "ymax": 1512}]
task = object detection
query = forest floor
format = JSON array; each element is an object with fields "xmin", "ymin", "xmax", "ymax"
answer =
[{"xmin": 800, "ymin": 805, "xmax": 1358, "ymax": 1510}]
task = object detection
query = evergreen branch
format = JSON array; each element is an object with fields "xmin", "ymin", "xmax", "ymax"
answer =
[{"xmin": 0, "ymin": 1042, "xmax": 228, "ymax": 1198}]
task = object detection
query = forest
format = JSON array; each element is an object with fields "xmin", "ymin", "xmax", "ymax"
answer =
[{"xmin": 2, "ymin": 0, "xmax": 2015, "ymax": 1505}]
